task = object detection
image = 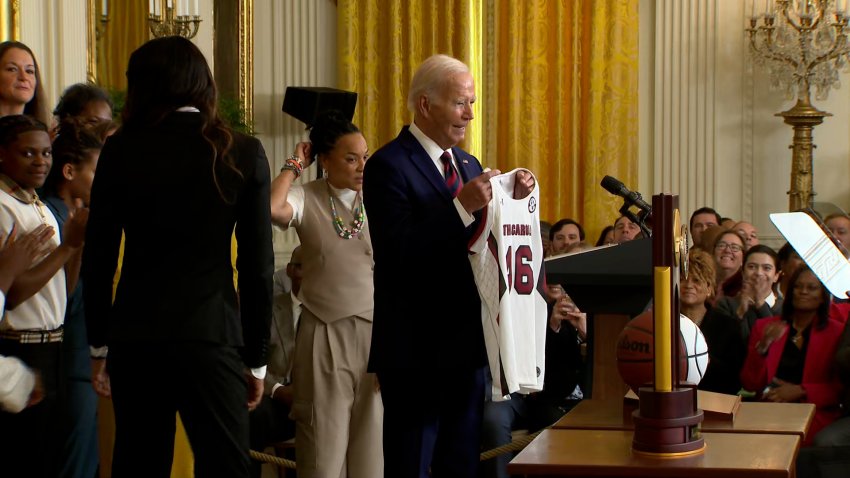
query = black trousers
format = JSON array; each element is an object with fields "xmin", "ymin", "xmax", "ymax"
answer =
[
  {"xmin": 107, "ymin": 341, "xmax": 250, "ymax": 478},
  {"xmin": 0, "ymin": 339, "xmax": 63, "ymax": 478},
  {"xmin": 378, "ymin": 366, "xmax": 486, "ymax": 478}
]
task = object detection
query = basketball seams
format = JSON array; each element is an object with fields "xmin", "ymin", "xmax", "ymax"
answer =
[{"xmin": 618, "ymin": 312, "xmax": 710, "ymax": 391}]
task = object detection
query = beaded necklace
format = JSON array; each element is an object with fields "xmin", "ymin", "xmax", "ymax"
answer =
[{"xmin": 327, "ymin": 182, "xmax": 365, "ymax": 240}]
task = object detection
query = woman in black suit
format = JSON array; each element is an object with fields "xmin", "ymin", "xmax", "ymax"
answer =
[{"xmin": 82, "ymin": 37, "xmax": 273, "ymax": 478}]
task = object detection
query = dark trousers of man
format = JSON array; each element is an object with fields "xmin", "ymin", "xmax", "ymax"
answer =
[
  {"xmin": 248, "ymin": 395, "xmax": 295, "ymax": 478},
  {"xmin": 378, "ymin": 366, "xmax": 485, "ymax": 478},
  {"xmin": 0, "ymin": 340, "xmax": 63, "ymax": 478},
  {"xmin": 108, "ymin": 341, "xmax": 250, "ymax": 478}
]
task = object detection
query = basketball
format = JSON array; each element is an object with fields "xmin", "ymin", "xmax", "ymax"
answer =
[
  {"xmin": 679, "ymin": 314, "xmax": 709, "ymax": 385},
  {"xmin": 616, "ymin": 310, "xmax": 709, "ymax": 393}
]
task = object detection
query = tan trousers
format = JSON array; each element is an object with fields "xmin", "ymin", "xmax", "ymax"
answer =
[{"xmin": 290, "ymin": 308, "xmax": 383, "ymax": 478}]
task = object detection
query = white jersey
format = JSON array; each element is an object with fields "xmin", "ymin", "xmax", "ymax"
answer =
[{"xmin": 469, "ymin": 169, "xmax": 547, "ymax": 401}]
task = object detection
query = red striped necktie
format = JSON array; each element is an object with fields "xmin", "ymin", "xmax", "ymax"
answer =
[{"xmin": 440, "ymin": 151, "xmax": 461, "ymax": 198}]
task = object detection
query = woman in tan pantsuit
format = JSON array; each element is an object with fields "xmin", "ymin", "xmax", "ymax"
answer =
[{"xmin": 270, "ymin": 110, "xmax": 382, "ymax": 478}]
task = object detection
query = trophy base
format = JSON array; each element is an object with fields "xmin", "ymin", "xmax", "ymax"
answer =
[{"xmin": 632, "ymin": 384, "xmax": 705, "ymax": 455}]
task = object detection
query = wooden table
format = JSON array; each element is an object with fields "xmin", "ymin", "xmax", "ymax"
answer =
[
  {"xmin": 508, "ymin": 429, "xmax": 799, "ymax": 477},
  {"xmin": 553, "ymin": 400, "xmax": 815, "ymax": 439}
]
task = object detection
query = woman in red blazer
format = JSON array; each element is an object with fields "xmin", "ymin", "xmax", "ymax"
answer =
[{"xmin": 741, "ymin": 266, "xmax": 845, "ymax": 445}]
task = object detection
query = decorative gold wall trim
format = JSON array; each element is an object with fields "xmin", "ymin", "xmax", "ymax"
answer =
[
  {"xmin": 239, "ymin": 0, "xmax": 253, "ymax": 123},
  {"xmin": 1, "ymin": 0, "xmax": 20, "ymax": 41},
  {"xmin": 86, "ymin": 0, "xmax": 96, "ymax": 83}
]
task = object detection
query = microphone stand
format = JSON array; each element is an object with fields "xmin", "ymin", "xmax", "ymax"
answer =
[{"xmin": 618, "ymin": 201, "xmax": 652, "ymax": 239}]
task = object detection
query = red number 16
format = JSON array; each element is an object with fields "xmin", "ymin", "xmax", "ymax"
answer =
[{"xmin": 505, "ymin": 245, "xmax": 534, "ymax": 295}]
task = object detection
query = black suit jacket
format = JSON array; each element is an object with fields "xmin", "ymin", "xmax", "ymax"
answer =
[
  {"xmin": 83, "ymin": 112, "xmax": 273, "ymax": 368},
  {"xmin": 363, "ymin": 126, "xmax": 487, "ymax": 373}
]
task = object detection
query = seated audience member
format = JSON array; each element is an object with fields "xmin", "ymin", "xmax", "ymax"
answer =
[
  {"xmin": 248, "ymin": 247, "xmax": 302, "ymax": 478},
  {"xmin": 680, "ymin": 249, "xmax": 716, "ymax": 327},
  {"xmin": 825, "ymin": 213, "xmax": 850, "ymax": 252},
  {"xmin": 712, "ymin": 230, "xmax": 747, "ymax": 301},
  {"xmin": 549, "ymin": 218, "xmax": 584, "ymax": 255},
  {"xmin": 700, "ymin": 245, "xmax": 781, "ymax": 395},
  {"xmin": 796, "ymin": 317, "xmax": 850, "ymax": 477},
  {"xmin": 690, "ymin": 207, "xmax": 721, "ymax": 247},
  {"xmin": 778, "ymin": 242, "xmax": 804, "ymax": 299},
  {"xmin": 733, "ymin": 221, "xmax": 759, "ymax": 249},
  {"xmin": 694, "ymin": 224, "xmax": 726, "ymax": 253},
  {"xmin": 480, "ymin": 286, "xmax": 585, "ymax": 478},
  {"xmin": 740, "ymin": 267, "xmax": 844, "ymax": 445},
  {"xmin": 612, "ymin": 215, "xmax": 640, "ymax": 244},
  {"xmin": 540, "ymin": 220, "xmax": 552, "ymax": 257},
  {"xmin": 812, "ymin": 317, "xmax": 850, "ymax": 446},
  {"xmin": 595, "ymin": 225, "xmax": 614, "ymax": 247},
  {"xmin": 0, "ymin": 225, "xmax": 52, "ymax": 413},
  {"xmin": 715, "ymin": 245, "xmax": 782, "ymax": 341},
  {"xmin": 721, "ymin": 217, "xmax": 737, "ymax": 229}
]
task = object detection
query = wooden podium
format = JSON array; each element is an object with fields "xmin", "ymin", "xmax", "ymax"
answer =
[{"xmin": 544, "ymin": 238, "xmax": 652, "ymax": 400}]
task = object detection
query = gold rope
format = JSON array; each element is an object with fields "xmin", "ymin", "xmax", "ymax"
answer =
[{"xmin": 249, "ymin": 426, "xmax": 548, "ymax": 469}]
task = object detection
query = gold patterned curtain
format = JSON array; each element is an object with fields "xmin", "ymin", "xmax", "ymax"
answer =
[
  {"xmin": 96, "ymin": 0, "xmax": 148, "ymax": 91},
  {"xmin": 338, "ymin": 0, "xmax": 638, "ymax": 241},
  {"xmin": 482, "ymin": 0, "xmax": 638, "ymax": 240},
  {"xmin": 337, "ymin": 0, "xmax": 482, "ymax": 157}
]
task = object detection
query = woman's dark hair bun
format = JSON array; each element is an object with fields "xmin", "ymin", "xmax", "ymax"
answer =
[{"xmin": 308, "ymin": 109, "xmax": 360, "ymax": 161}]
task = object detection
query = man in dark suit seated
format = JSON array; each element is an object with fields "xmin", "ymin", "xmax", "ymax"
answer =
[{"xmin": 364, "ymin": 53, "xmax": 534, "ymax": 478}]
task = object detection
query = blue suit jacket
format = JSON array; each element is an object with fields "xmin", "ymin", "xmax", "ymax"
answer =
[{"xmin": 364, "ymin": 126, "xmax": 487, "ymax": 373}]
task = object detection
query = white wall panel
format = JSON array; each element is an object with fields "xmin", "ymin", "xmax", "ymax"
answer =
[{"xmin": 254, "ymin": 0, "xmax": 337, "ymax": 266}]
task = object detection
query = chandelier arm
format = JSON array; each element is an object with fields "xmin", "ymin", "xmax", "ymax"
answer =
[
  {"xmin": 808, "ymin": 34, "xmax": 850, "ymax": 71},
  {"xmin": 780, "ymin": 6, "xmax": 804, "ymax": 32},
  {"xmin": 749, "ymin": 32, "xmax": 801, "ymax": 70}
]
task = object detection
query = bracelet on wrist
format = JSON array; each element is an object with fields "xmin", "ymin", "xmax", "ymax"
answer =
[{"xmin": 280, "ymin": 155, "xmax": 305, "ymax": 178}]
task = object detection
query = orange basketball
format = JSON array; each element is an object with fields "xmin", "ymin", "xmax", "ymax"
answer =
[{"xmin": 616, "ymin": 309, "xmax": 687, "ymax": 393}]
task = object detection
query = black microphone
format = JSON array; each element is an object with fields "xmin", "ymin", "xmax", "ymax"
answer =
[{"xmin": 600, "ymin": 175, "xmax": 652, "ymax": 214}]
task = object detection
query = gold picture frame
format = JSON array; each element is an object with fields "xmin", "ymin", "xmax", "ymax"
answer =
[{"xmin": 1, "ymin": 0, "xmax": 20, "ymax": 41}]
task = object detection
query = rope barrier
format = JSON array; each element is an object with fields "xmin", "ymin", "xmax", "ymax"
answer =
[
  {"xmin": 249, "ymin": 425, "xmax": 549, "ymax": 470},
  {"xmin": 478, "ymin": 428, "xmax": 546, "ymax": 461},
  {"xmin": 249, "ymin": 449, "xmax": 296, "ymax": 469}
]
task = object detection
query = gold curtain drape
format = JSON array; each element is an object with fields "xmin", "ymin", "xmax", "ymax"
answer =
[
  {"xmin": 337, "ymin": 0, "xmax": 482, "ymax": 157},
  {"xmin": 338, "ymin": 0, "xmax": 637, "ymax": 242},
  {"xmin": 96, "ymin": 0, "xmax": 148, "ymax": 90},
  {"xmin": 483, "ymin": 0, "xmax": 638, "ymax": 240}
]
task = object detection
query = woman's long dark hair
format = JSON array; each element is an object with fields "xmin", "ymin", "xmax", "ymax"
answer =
[
  {"xmin": 121, "ymin": 36, "xmax": 239, "ymax": 201},
  {"xmin": 780, "ymin": 266, "xmax": 831, "ymax": 330},
  {"xmin": 0, "ymin": 41, "xmax": 50, "ymax": 125}
]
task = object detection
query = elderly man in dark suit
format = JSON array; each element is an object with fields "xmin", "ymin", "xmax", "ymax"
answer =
[{"xmin": 364, "ymin": 54, "xmax": 533, "ymax": 478}]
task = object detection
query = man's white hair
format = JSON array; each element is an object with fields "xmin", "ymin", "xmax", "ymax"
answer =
[{"xmin": 406, "ymin": 54, "xmax": 470, "ymax": 114}]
